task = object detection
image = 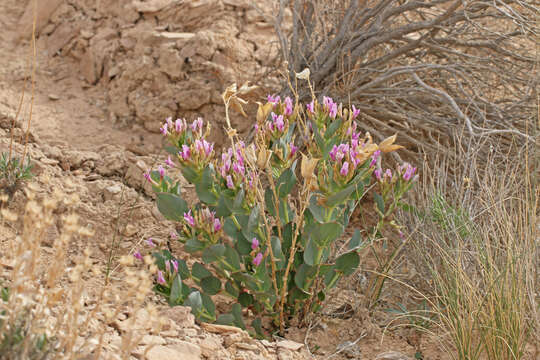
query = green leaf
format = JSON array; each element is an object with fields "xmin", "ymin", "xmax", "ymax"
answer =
[
  {"xmin": 231, "ymin": 303, "xmax": 246, "ymax": 329},
  {"xmin": 181, "ymin": 166, "xmax": 199, "ymax": 183},
  {"xmin": 238, "ymin": 292, "xmax": 254, "ymax": 307},
  {"xmin": 216, "ymin": 194, "xmax": 233, "ymax": 217},
  {"xmin": 200, "ymin": 292, "xmax": 216, "ymax": 322},
  {"xmin": 252, "ymin": 318, "xmax": 264, "ymax": 338},
  {"xmin": 325, "ymin": 118, "xmax": 342, "ymax": 139},
  {"xmin": 303, "ymin": 239, "xmax": 319, "ymax": 266},
  {"xmin": 185, "ymin": 237, "xmax": 206, "ymax": 253},
  {"xmin": 201, "ymin": 276, "xmax": 222, "ymax": 295},
  {"xmin": 225, "ymin": 280, "xmax": 239, "ymax": 298},
  {"xmin": 264, "ymin": 188, "xmax": 276, "ymax": 216},
  {"xmin": 348, "ymin": 229, "xmax": 364, "ymax": 250},
  {"xmin": 247, "ymin": 205, "xmax": 259, "ymax": 234},
  {"xmin": 308, "ymin": 195, "xmax": 330, "ymax": 223},
  {"xmin": 195, "ymin": 167, "xmax": 218, "ymax": 204},
  {"xmin": 325, "ymin": 184, "xmax": 357, "ymax": 207},
  {"xmin": 310, "ymin": 222, "xmax": 344, "ymax": 247},
  {"xmin": 223, "ymin": 245, "xmax": 241, "ymax": 272},
  {"xmin": 216, "ymin": 313, "xmax": 235, "ymax": 326},
  {"xmin": 294, "ymin": 264, "xmax": 316, "ymax": 292},
  {"xmin": 184, "ymin": 290, "xmax": 203, "ymax": 314},
  {"xmin": 276, "ymin": 168, "xmax": 296, "ymax": 198},
  {"xmin": 271, "ymin": 236, "xmax": 285, "ymax": 269},
  {"xmin": 169, "ymin": 273, "xmax": 184, "ymax": 305},
  {"xmin": 192, "ymin": 262, "xmax": 212, "ymax": 282},
  {"xmin": 156, "ymin": 193, "xmax": 188, "ymax": 221},
  {"xmin": 202, "ymin": 244, "xmax": 226, "ymax": 264},
  {"xmin": 324, "ymin": 270, "xmax": 341, "ymax": 289},
  {"xmin": 334, "ymin": 251, "xmax": 360, "ymax": 276},
  {"xmin": 374, "ymin": 193, "xmax": 385, "ymax": 215}
]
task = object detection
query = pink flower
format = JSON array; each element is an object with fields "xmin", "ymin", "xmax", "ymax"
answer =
[
  {"xmin": 191, "ymin": 117, "xmax": 203, "ymax": 132},
  {"xmin": 267, "ymin": 94, "xmax": 280, "ymax": 105},
  {"xmin": 171, "ymin": 259, "xmax": 179, "ymax": 273},
  {"xmin": 267, "ymin": 121, "xmax": 275, "ymax": 132},
  {"xmin": 213, "ymin": 218, "xmax": 222, "ymax": 232},
  {"xmin": 402, "ymin": 163, "xmax": 417, "ymax": 181},
  {"xmin": 133, "ymin": 251, "xmax": 143, "ymax": 260},
  {"xmin": 143, "ymin": 171, "xmax": 152, "ymax": 182},
  {"xmin": 340, "ymin": 161, "xmax": 349, "ymax": 177},
  {"xmin": 183, "ymin": 210, "xmax": 195, "ymax": 227},
  {"xmin": 160, "ymin": 123, "xmax": 168, "ymax": 136},
  {"xmin": 253, "ymin": 252, "xmax": 263, "ymax": 266},
  {"xmin": 157, "ymin": 271, "xmax": 166, "ymax": 285},
  {"xmin": 351, "ymin": 105, "xmax": 361, "ymax": 119},
  {"xmin": 329, "ymin": 145, "xmax": 338, "ymax": 161},
  {"xmin": 165, "ymin": 260, "xmax": 171, "ymax": 273},
  {"xmin": 284, "ymin": 97, "xmax": 293, "ymax": 116},
  {"xmin": 254, "ymin": 124, "xmax": 259, "ymax": 133},
  {"xmin": 251, "ymin": 237, "xmax": 259, "ymax": 250},
  {"xmin": 275, "ymin": 115, "xmax": 285, "ymax": 132},
  {"xmin": 370, "ymin": 150, "xmax": 381, "ymax": 167},
  {"xmin": 226, "ymin": 175, "xmax": 234, "ymax": 189},
  {"xmin": 175, "ymin": 118, "xmax": 185, "ymax": 133},
  {"xmin": 306, "ymin": 100, "xmax": 315, "ymax": 114},
  {"xmin": 374, "ymin": 168, "xmax": 382, "ymax": 180},
  {"xmin": 329, "ymin": 103, "xmax": 338, "ymax": 119},
  {"xmin": 398, "ymin": 231, "xmax": 405, "ymax": 240},
  {"xmin": 290, "ymin": 143, "xmax": 298, "ymax": 157},
  {"xmin": 158, "ymin": 165, "xmax": 165, "ymax": 178},
  {"xmin": 180, "ymin": 145, "xmax": 191, "ymax": 160},
  {"xmin": 170, "ymin": 231, "xmax": 178, "ymax": 240},
  {"xmin": 165, "ymin": 155, "xmax": 175, "ymax": 167},
  {"xmin": 146, "ymin": 238, "xmax": 156, "ymax": 247},
  {"xmin": 384, "ymin": 168, "xmax": 393, "ymax": 180}
]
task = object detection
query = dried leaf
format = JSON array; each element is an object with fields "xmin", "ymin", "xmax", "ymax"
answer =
[
  {"xmin": 379, "ymin": 134, "xmax": 404, "ymax": 153},
  {"xmin": 301, "ymin": 154, "xmax": 319, "ymax": 179},
  {"xmin": 295, "ymin": 68, "xmax": 310, "ymax": 80}
]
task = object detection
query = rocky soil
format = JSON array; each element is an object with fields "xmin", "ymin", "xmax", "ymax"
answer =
[{"xmin": 0, "ymin": 1, "xmax": 447, "ymax": 359}]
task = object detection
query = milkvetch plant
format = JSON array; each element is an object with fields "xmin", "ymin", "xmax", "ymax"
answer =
[{"xmin": 142, "ymin": 81, "xmax": 417, "ymax": 336}]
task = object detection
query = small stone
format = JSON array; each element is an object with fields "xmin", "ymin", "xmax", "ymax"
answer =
[
  {"xmin": 198, "ymin": 336, "xmax": 223, "ymax": 357},
  {"xmin": 48, "ymin": 94, "xmax": 60, "ymax": 100},
  {"xmin": 375, "ymin": 351, "xmax": 413, "ymax": 360},
  {"xmin": 201, "ymin": 323, "xmax": 247, "ymax": 335},
  {"xmin": 276, "ymin": 340, "xmax": 304, "ymax": 351},
  {"xmin": 122, "ymin": 224, "xmax": 137, "ymax": 237}
]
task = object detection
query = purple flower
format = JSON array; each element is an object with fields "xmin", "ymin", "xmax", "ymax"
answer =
[
  {"xmin": 329, "ymin": 103, "xmax": 338, "ymax": 119},
  {"xmin": 340, "ymin": 161, "xmax": 349, "ymax": 177},
  {"xmin": 165, "ymin": 155, "xmax": 175, "ymax": 167},
  {"xmin": 171, "ymin": 259, "xmax": 179, "ymax": 273},
  {"xmin": 329, "ymin": 145, "xmax": 338, "ymax": 161},
  {"xmin": 213, "ymin": 218, "xmax": 222, "ymax": 232},
  {"xmin": 253, "ymin": 252, "xmax": 263, "ymax": 266},
  {"xmin": 183, "ymin": 210, "xmax": 195, "ymax": 227},
  {"xmin": 175, "ymin": 118, "xmax": 185, "ymax": 133},
  {"xmin": 290, "ymin": 143, "xmax": 298, "ymax": 157},
  {"xmin": 146, "ymin": 238, "xmax": 156, "ymax": 247},
  {"xmin": 251, "ymin": 237, "xmax": 259, "ymax": 250},
  {"xmin": 133, "ymin": 251, "xmax": 143, "ymax": 260},
  {"xmin": 323, "ymin": 96, "xmax": 334, "ymax": 109},
  {"xmin": 384, "ymin": 168, "xmax": 393, "ymax": 180},
  {"xmin": 267, "ymin": 94, "xmax": 281, "ymax": 105},
  {"xmin": 165, "ymin": 260, "xmax": 171, "ymax": 273},
  {"xmin": 398, "ymin": 231, "xmax": 405, "ymax": 240},
  {"xmin": 191, "ymin": 117, "xmax": 203, "ymax": 132},
  {"xmin": 180, "ymin": 145, "xmax": 191, "ymax": 160},
  {"xmin": 160, "ymin": 123, "xmax": 168, "ymax": 136},
  {"xmin": 374, "ymin": 168, "xmax": 382, "ymax": 180},
  {"xmin": 226, "ymin": 175, "xmax": 234, "ymax": 189},
  {"xmin": 143, "ymin": 171, "xmax": 152, "ymax": 182},
  {"xmin": 351, "ymin": 105, "xmax": 361, "ymax": 119},
  {"xmin": 402, "ymin": 164, "xmax": 416, "ymax": 181},
  {"xmin": 254, "ymin": 124, "xmax": 259, "ymax": 133},
  {"xmin": 370, "ymin": 150, "xmax": 381, "ymax": 167},
  {"xmin": 158, "ymin": 165, "xmax": 165, "ymax": 178},
  {"xmin": 267, "ymin": 121, "xmax": 275, "ymax": 132},
  {"xmin": 275, "ymin": 115, "xmax": 285, "ymax": 132},
  {"xmin": 284, "ymin": 96, "xmax": 293, "ymax": 116},
  {"xmin": 170, "ymin": 231, "xmax": 178, "ymax": 240},
  {"xmin": 233, "ymin": 162, "xmax": 245, "ymax": 175},
  {"xmin": 157, "ymin": 271, "xmax": 166, "ymax": 285},
  {"xmin": 306, "ymin": 100, "xmax": 315, "ymax": 114}
]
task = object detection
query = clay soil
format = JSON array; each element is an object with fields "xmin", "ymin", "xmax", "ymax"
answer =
[{"xmin": 0, "ymin": 1, "xmax": 453, "ymax": 359}]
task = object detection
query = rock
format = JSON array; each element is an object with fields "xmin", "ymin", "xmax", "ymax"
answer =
[
  {"xmin": 160, "ymin": 306, "xmax": 195, "ymax": 328},
  {"xmin": 140, "ymin": 335, "xmax": 166, "ymax": 346},
  {"xmin": 277, "ymin": 340, "xmax": 304, "ymax": 351},
  {"xmin": 48, "ymin": 94, "xmax": 60, "ymax": 101},
  {"xmin": 122, "ymin": 224, "xmax": 138, "ymax": 237},
  {"xmin": 132, "ymin": 0, "xmax": 176, "ymax": 13},
  {"xmin": 46, "ymin": 22, "xmax": 80, "ymax": 56},
  {"xmin": 375, "ymin": 351, "xmax": 414, "ymax": 360},
  {"xmin": 114, "ymin": 308, "xmax": 153, "ymax": 333},
  {"xmin": 144, "ymin": 342, "xmax": 202, "ymax": 360},
  {"xmin": 198, "ymin": 336, "xmax": 223, "ymax": 357},
  {"xmin": 104, "ymin": 184, "xmax": 122, "ymax": 201},
  {"xmin": 17, "ymin": 0, "xmax": 64, "ymax": 39},
  {"xmin": 201, "ymin": 323, "xmax": 248, "ymax": 335}
]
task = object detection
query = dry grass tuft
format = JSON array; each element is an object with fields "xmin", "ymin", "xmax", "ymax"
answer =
[
  {"xmin": 0, "ymin": 188, "xmax": 162, "ymax": 359},
  {"xmin": 401, "ymin": 135, "xmax": 537, "ymax": 359}
]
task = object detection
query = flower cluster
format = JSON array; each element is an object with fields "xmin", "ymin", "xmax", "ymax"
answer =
[
  {"xmin": 218, "ymin": 141, "xmax": 256, "ymax": 190},
  {"xmin": 181, "ymin": 208, "xmax": 223, "ymax": 240},
  {"xmin": 251, "ymin": 237, "xmax": 263, "ymax": 266}
]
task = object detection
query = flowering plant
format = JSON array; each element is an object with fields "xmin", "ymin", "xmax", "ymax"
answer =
[{"xmin": 143, "ymin": 82, "xmax": 416, "ymax": 335}]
